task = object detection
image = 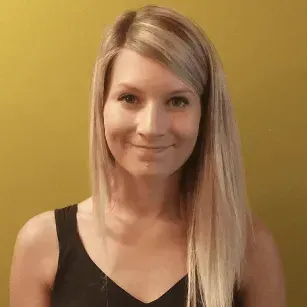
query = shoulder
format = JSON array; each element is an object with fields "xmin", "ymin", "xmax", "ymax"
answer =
[
  {"xmin": 245, "ymin": 214, "xmax": 279, "ymax": 259},
  {"xmin": 14, "ymin": 210, "xmax": 57, "ymax": 254},
  {"xmin": 11, "ymin": 210, "xmax": 59, "ymax": 288},
  {"xmin": 240, "ymin": 214, "xmax": 286, "ymax": 306},
  {"xmin": 17, "ymin": 209, "xmax": 56, "ymax": 237}
]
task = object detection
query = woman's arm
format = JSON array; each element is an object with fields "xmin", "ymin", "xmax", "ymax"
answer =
[
  {"xmin": 242, "ymin": 216, "xmax": 286, "ymax": 307},
  {"xmin": 9, "ymin": 211, "xmax": 58, "ymax": 307}
]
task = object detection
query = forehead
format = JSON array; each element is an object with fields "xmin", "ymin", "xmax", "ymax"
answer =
[{"xmin": 108, "ymin": 48, "xmax": 197, "ymax": 94}]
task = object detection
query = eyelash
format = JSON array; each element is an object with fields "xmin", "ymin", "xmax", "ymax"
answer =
[
  {"xmin": 118, "ymin": 94, "xmax": 138, "ymax": 104},
  {"xmin": 117, "ymin": 94, "xmax": 190, "ymax": 108}
]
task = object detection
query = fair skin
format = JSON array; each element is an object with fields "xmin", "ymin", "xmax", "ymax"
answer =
[
  {"xmin": 103, "ymin": 48, "xmax": 201, "ymax": 220},
  {"xmin": 10, "ymin": 49, "xmax": 286, "ymax": 306}
]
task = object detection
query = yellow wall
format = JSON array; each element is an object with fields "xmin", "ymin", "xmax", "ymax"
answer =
[{"xmin": 1, "ymin": 0, "xmax": 306, "ymax": 305}]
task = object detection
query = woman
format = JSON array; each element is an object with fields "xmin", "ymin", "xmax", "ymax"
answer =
[{"xmin": 9, "ymin": 5, "xmax": 286, "ymax": 307}]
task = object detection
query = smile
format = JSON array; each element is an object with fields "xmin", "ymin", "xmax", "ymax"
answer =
[{"xmin": 131, "ymin": 144, "xmax": 172, "ymax": 153}]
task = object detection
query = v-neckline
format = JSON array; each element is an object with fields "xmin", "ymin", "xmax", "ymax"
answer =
[
  {"xmin": 106, "ymin": 273, "xmax": 187, "ymax": 305},
  {"xmin": 73, "ymin": 204, "xmax": 188, "ymax": 305}
]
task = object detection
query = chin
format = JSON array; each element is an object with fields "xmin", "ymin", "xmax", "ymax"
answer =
[
  {"xmin": 130, "ymin": 168, "xmax": 170, "ymax": 178},
  {"xmin": 126, "ymin": 163, "xmax": 176, "ymax": 178}
]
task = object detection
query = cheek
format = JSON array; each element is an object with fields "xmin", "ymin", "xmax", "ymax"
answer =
[
  {"xmin": 172, "ymin": 113, "xmax": 201, "ymax": 167},
  {"xmin": 103, "ymin": 103, "xmax": 133, "ymax": 155},
  {"xmin": 103, "ymin": 104, "xmax": 120, "ymax": 148},
  {"xmin": 104, "ymin": 102, "xmax": 124, "ymax": 136},
  {"xmin": 173, "ymin": 113, "xmax": 200, "ymax": 144}
]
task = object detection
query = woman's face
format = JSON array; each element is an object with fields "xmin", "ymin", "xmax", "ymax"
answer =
[{"xmin": 103, "ymin": 48, "xmax": 201, "ymax": 178}]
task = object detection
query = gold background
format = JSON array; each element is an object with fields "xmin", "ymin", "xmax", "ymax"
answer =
[{"xmin": 1, "ymin": 1, "xmax": 306, "ymax": 306}]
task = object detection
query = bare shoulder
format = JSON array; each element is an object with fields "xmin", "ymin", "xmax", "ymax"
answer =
[
  {"xmin": 10, "ymin": 210, "xmax": 59, "ymax": 295},
  {"xmin": 241, "ymin": 214, "xmax": 286, "ymax": 307},
  {"xmin": 15, "ymin": 210, "xmax": 57, "ymax": 245},
  {"xmin": 246, "ymin": 214, "xmax": 279, "ymax": 256}
]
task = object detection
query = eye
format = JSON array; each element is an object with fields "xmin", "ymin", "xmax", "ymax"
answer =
[
  {"xmin": 118, "ymin": 94, "xmax": 138, "ymax": 104},
  {"xmin": 168, "ymin": 97, "xmax": 189, "ymax": 108}
]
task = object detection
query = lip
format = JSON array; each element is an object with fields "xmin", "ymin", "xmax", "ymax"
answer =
[{"xmin": 131, "ymin": 144, "xmax": 173, "ymax": 152}]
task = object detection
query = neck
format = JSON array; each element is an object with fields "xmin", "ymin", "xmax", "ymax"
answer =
[{"xmin": 107, "ymin": 166, "xmax": 182, "ymax": 222}]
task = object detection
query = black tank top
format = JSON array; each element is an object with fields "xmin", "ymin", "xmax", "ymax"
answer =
[{"xmin": 51, "ymin": 204, "xmax": 243, "ymax": 307}]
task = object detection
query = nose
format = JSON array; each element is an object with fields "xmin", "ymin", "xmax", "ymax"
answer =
[{"xmin": 136, "ymin": 102, "xmax": 170, "ymax": 138}]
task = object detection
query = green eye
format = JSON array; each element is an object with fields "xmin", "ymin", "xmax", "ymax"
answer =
[
  {"xmin": 118, "ymin": 94, "xmax": 137, "ymax": 104},
  {"xmin": 169, "ymin": 97, "xmax": 189, "ymax": 108}
]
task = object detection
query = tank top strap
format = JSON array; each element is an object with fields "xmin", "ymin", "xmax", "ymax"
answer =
[{"xmin": 54, "ymin": 204, "xmax": 79, "ymax": 251}]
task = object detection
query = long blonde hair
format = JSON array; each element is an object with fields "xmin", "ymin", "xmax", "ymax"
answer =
[{"xmin": 90, "ymin": 5, "xmax": 250, "ymax": 307}]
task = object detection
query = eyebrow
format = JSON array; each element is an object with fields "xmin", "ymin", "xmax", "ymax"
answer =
[{"xmin": 116, "ymin": 82, "xmax": 197, "ymax": 96}]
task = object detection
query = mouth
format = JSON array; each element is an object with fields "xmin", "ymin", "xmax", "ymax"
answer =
[{"xmin": 131, "ymin": 144, "xmax": 173, "ymax": 152}]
